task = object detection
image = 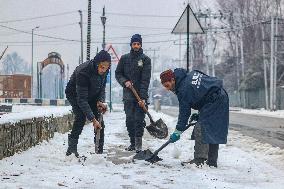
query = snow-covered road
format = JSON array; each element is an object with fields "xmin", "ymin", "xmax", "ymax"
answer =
[{"xmin": 1, "ymin": 108, "xmax": 284, "ymax": 189}]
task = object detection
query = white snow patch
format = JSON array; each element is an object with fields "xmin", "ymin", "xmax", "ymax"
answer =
[{"xmin": 0, "ymin": 107, "xmax": 284, "ymax": 189}]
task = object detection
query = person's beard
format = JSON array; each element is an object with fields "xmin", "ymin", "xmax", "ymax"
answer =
[
  {"xmin": 170, "ymin": 82, "xmax": 176, "ymax": 93},
  {"xmin": 133, "ymin": 47, "xmax": 140, "ymax": 52}
]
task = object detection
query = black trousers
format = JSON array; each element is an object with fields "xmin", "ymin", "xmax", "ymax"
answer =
[
  {"xmin": 68, "ymin": 97, "xmax": 105, "ymax": 148},
  {"xmin": 124, "ymin": 100, "xmax": 146, "ymax": 138}
]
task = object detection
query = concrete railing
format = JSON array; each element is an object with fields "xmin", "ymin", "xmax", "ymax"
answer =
[
  {"xmin": 0, "ymin": 113, "xmax": 74, "ymax": 160},
  {"xmin": 0, "ymin": 98, "xmax": 70, "ymax": 106}
]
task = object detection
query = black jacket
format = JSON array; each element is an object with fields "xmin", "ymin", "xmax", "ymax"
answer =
[
  {"xmin": 65, "ymin": 60, "xmax": 108, "ymax": 121},
  {"xmin": 115, "ymin": 49, "xmax": 151, "ymax": 101}
]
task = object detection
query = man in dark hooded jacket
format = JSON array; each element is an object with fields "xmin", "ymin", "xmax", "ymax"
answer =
[
  {"xmin": 160, "ymin": 68, "xmax": 229, "ymax": 167},
  {"xmin": 115, "ymin": 34, "xmax": 151, "ymax": 152},
  {"xmin": 65, "ymin": 50, "xmax": 111, "ymax": 157}
]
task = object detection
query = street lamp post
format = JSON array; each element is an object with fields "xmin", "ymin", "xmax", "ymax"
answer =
[
  {"xmin": 31, "ymin": 26, "xmax": 39, "ymax": 98},
  {"xmin": 100, "ymin": 6, "xmax": 112, "ymax": 111},
  {"xmin": 101, "ymin": 6, "xmax": 106, "ymax": 50},
  {"xmin": 78, "ymin": 10, "xmax": 83, "ymax": 64}
]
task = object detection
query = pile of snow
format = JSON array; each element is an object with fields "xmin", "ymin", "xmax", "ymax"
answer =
[
  {"xmin": 0, "ymin": 105, "xmax": 72, "ymax": 124},
  {"xmin": 0, "ymin": 108, "xmax": 284, "ymax": 188}
]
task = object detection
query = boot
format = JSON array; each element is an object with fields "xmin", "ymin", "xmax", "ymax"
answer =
[
  {"xmin": 206, "ymin": 144, "xmax": 219, "ymax": 168},
  {"xmin": 66, "ymin": 134, "xmax": 79, "ymax": 157},
  {"xmin": 125, "ymin": 137, "xmax": 135, "ymax": 151},
  {"xmin": 135, "ymin": 137, "xmax": 142, "ymax": 153},
  {"xmin": 189, "ymin": 158, "xmax": 207, "ymax": 166}
]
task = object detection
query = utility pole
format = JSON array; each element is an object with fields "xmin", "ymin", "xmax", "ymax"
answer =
[
  {"xmin": 86, "ymin": 0, "xmax": 92, "ymax": 61},
  {"xmin": 101, "ymin": 6, "xmax": 106, "ymax": 50},
  {"xmin": 145, "ymin": 48, "xmax": 159, "ymax": 104},
  {"xmin": 78, "ymin": 10, "xmax": 83, "ymax": 64},
  {"xmin": 173, "ymin": 40, "xmax": 186, "ymax": 69},
  {"xmin": 31, "ymin": 26, "xmax": 39, "ymax": 98},
  {"xmin": 261, "ymin": 24, "xmax": 269, "ymax": 110},
  {"xmin": 186, "ymin": 3, "xmax": 189, "ymax": 72},
  {"xmin": 273, "ymin": 17, "xmax": 278, "ymax": 110},
  {"xmin": 270, "ymin": 17, "xmax": 274, "ymax": 110},
  {"xmin": 235, "ymin": 39, "xmax": 240, "ymax": 89},
  {"xmin": 238, "ymin": 9, "xmax": 245, "ymax": 78}
]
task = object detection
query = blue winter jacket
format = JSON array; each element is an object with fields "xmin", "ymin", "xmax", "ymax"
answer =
[{"xmin": 174, "ymin": 68, "xmax": 229, "ymax": 144}]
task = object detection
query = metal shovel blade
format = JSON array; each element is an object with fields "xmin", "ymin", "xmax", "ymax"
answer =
[
  {"xmin": 133, "ymin": 149, "xmax": 163, "ymax": 163},
  {"xmin": 146, "ymin": 118, "xmax": 168, "ymax": 139}
]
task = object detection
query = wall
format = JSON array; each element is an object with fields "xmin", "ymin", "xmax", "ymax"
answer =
[{"xmin": 0, "ymin": 113, "xmax": 74, "ymax": 160}]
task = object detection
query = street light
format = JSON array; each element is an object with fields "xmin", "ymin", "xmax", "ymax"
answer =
[
  {"xmin": 101, "ymin": 6, "xmax": 106, "ymax": 50},
  {"xmin": 78, "ymin": 10, "xmax": 83, "ymax": 64},
  {"xmin": 31, "ymin": 26, "xmax": 39, "ymax": 98},
  {"xmin": 100, "ymin": 6, "xmax": 112, "ymax": 111}
]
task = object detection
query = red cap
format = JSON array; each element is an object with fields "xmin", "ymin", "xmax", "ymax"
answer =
[{"xmin": 160, "ymin": 69, "xmax": 174, "ymax": 83}]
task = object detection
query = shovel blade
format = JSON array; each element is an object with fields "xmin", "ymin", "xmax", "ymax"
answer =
[
  {"xmin": 146, "ymin": 118, "xmax": 168, "ymax": 139},
  {"xmin": 133, "ymin": 149, "xmax": 163, "ymax": 163}
]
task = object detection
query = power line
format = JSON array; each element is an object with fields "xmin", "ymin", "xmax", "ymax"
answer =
[
  {"xmin": 0, "ymin": 9, "xmax": 179, "ymax": 25},
  {"xmin": 0, "ymin": 10, "xmax": 77, "ymax": 24},
  {"xmin": 89, "ymin": 10, "xmax": 179, "ymax": 18},
  {"xmin": 0, "ymin": 24, "xmax": 80, "ymax": 42},
  {"xmin": 0, "ymin": 23, "xmax": 181, "ymax": 44},
  {"xmin": 37, "ymin": 22, "xmax": 78, "ymax": 31},
  {"xmin": 82, "ymin": 22, "xmax": 172, "ymax": 30}
]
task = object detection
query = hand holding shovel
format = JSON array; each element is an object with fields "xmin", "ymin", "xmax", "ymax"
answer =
[{"xmin": 128, "ymin": 85, "xmax": 168, "ymax": 139}]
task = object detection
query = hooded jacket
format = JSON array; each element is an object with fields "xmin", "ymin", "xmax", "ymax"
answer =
[{"xmin": 65, "ymin": 51, "xmax": 110, "ymax": 121}]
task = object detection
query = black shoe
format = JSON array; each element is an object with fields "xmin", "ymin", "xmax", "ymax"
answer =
[
  {"xmin": 125, "ymin": 144, "xmax": 135, "ymax": 151},
  {"xmin": 206, "ymin": 160, "xmax": 217, "ymax": 168},
  {"xmin": 189, "ymin": 158, "xmax": 207, "ymax": 166},
  {"xmin": 66, "ymin": 134, "xmax": 79, "ymax": 157}
]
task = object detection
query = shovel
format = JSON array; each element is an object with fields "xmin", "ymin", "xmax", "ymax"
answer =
[
  {"xmin": 129, "ymin": 85, "xmax": 168, "ymax": 139},
  {"xmin": 133, "ymin": 121, "xmax": 196, "ymax": 163},
  {"xmin": 95, "ymin": 113, "xmax": 103, "ymax": 154}
]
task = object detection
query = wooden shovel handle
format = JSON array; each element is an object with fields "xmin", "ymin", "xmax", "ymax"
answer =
[
  {"xmin": 129, "ymin": 85, "xmax": 154, "ymax": 123},
  {"xmin": 129, "ymin": 85, "xmax": 147, "ymax": 112}
]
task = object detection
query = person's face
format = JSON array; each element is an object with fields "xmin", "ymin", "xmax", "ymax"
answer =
[
  {"xmin": 98, "ymin": 61, "xmax": 110, "ymax": 75},
  {"xmin": 162, "ymin": 78, "xmax": 175, "ymax": 92},
  {"xmin": 131, "ymin": 42, "xmax": 141, "ymax": 51}
]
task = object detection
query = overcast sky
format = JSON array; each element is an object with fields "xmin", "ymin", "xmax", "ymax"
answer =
[{"xmin": 0, "ymin": 0, "xmax": 217, "ymax": 73}]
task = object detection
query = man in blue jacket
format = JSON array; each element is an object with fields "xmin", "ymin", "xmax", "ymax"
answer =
[
  {"xmin": 160, "ymin": 68, "xmax": 229, "ymax": 167},
  {"xmin": 115, "ymin": 34, "xmax": 151, "ymax": 152},
  {"xmin": 65, "ymin": 50, "xmax": 111, "ymax": 157}
]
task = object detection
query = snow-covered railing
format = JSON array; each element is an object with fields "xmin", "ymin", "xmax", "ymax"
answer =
[{"xmin": 0, "ymin": 114, "xmax": 74, "ymax": 160}]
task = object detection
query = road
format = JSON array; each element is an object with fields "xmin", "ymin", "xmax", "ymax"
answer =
[{"xmin": 161, "ymin": 106, "xmax": 284, "ymax": 149}]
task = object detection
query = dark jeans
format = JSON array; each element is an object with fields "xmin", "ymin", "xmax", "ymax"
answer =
[
  {"xmin": 124, "ymin": 100, "xmax": 146, "ymax": 138},
  {"xmin": 68, "ymin": 97, "xmax": 105, "ymax": 145}
]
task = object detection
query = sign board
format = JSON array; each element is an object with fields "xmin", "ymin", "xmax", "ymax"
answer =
[{"xmin": 172, "ymin": 4, "xmax": 204, "ymax": 34}]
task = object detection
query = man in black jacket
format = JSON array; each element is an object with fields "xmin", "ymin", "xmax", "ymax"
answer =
[
  {"xmin": 65, "ymin": 50, "xmax": 111, "ymax": 157},
  {"xmin": 115, "ymin": 34, "xmax": 151, "ymax": 152}
]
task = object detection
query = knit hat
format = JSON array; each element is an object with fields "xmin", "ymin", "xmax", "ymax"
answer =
[
  {"xmin": 94, "ymin": 50, "xmax": 111, "ymax": 63},
  {"xmin": 130, "ymin": 34, "xmax": 142, "ymax": 46},
  {"xmin": 160, "ymin": 69, "xmax": 175, "ymax": 83}
]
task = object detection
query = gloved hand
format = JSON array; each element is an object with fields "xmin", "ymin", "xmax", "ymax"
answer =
[
  {"xmin": 97, "ymin": 101, "xmax": 108, "ymax": 114},
  {"xmin": 190, "ymin": 113, "xmax": 199, "ymax": 122},
  {"xmin": 170, "ymin": 130, "xmax": 182, "ymax": 143}
]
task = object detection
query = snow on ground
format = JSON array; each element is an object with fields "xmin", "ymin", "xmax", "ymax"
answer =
[
  {"xmin": 0, "ymin": 105, "xmax": 72, "ymax": 124},
  {"xmin": 230, "ymin": 107, "xmax": 284, "ymax": 118},
  {"xmin": 1, "ymin": 107, "xmax": 284, "ymax": 189}
]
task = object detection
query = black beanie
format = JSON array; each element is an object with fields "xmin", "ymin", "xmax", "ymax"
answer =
[
  {"xmin": 130, "ymin": 34, "xmax": 142, "ymax": 46},
  {"xmin": 94, "ymin": 50, "xmax": 111, "ymax": 63}
]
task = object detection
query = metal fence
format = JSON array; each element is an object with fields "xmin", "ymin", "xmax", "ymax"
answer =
[{"xmin": 229, "ymin": 87, "xmax": 284, "ymax": 110}]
